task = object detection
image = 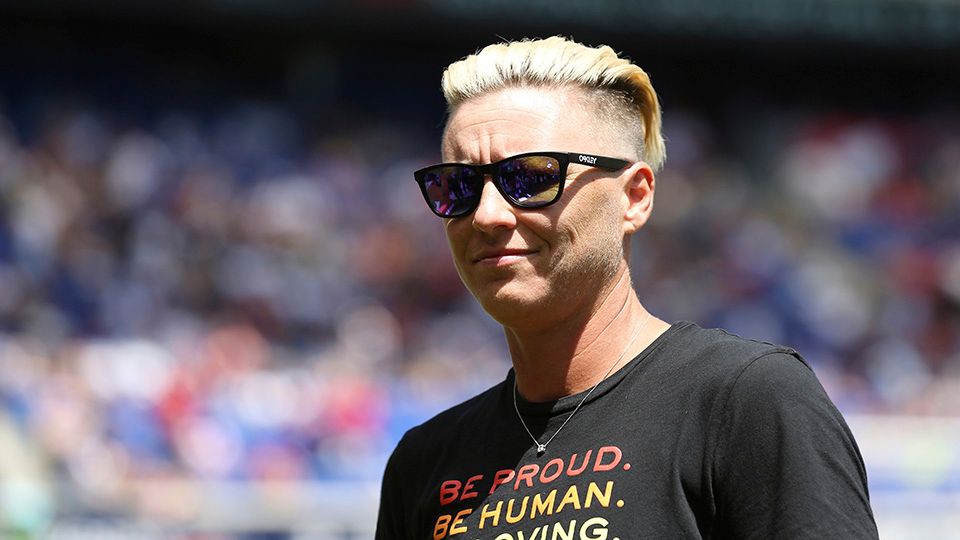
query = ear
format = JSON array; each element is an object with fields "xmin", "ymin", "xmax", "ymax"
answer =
[{"xmin": 622, "ymin": 162, "xmax": 655, "ymax": 235}]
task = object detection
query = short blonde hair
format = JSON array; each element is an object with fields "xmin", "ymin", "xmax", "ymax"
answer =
[{"xmin": 441, "ymin": 36, "xmax": 666, "ymax": 171}]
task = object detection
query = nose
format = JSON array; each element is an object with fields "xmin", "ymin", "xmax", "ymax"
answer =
[{"xmin": 472, "ymin": 177, "xmax": 517, "ymax": 233}]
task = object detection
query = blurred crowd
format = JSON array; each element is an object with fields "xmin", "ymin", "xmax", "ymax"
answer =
[{"xmin": 0, "ymin": 96, "xmax": 958, "ymax": 532}]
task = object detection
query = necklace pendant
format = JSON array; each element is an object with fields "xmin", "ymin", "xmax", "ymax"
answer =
[{"xmin": 536, "ymin": 444, "xmax": 546, "ymax": 455}]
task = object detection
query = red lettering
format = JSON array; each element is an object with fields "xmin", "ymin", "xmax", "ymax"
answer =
[
  {"xmin": 594, "ymin": 446, "xmax": 622, "ymax": 472},
  {"xmin": 567, "ymin": 450, "xmax": 592, "ymax": 476},
  {"xmin": 540, "ymin": 458, "xmax": 564, "ymax": 484},
  {"xmin": 490, "ymin": 469, "xmax": 515, "ymax": 494},
  {"xmin": 450, "ymin": 508, "xmax": 471, "ymax": 535},
  {"xmin": 433, "ymin": 514, "xmax": 451, "ymax": 539},
  {"xmin": 514, "ymin": 464, "xmax": 540, "ymax": 490},
  {"xmin": 461, "ymin": 474, "xmax": 482, "ymax": 501},
  {"xmin": 439, "ymin": 480, "xmax": 461, "ymax": 506}
]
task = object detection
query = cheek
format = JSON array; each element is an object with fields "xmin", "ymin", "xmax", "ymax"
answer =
[
  {"xmin": 561, "ymin": 189, "xmax": 620, "ymax": 241},
  {"xmin": 443, "ymin": 222, "xmax": 464, "ymax": 257},
  {"xmin": 556, "ymin": 192, "xmax": 624, "ymax": 265},
  {"xmin": 443, "ymin": 221, "xmax": 472, "ymax": 275}
]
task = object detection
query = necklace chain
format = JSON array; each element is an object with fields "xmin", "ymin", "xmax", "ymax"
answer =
[{"xmin": 512, "ymin": 312, "xmax": 651, "ymax": 456}]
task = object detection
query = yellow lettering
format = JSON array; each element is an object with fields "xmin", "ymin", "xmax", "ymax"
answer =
[
  {"xmin": 579, "ymin": 517, "xmax": 609, "ymax": 540},
  {"xmin": 479, "ymin": 501, "xmax": 502, "ymax": 529},
  {"xmin": 550, "ymin": 519, "xmax": 576, "ymax": 540},
  {"xmin": 523, "ymin": 526, "xmax": 543, "ymax": 540},
  {"xmin": 584, "ymin": 481, "xmax": 612, "ymax": 508},
  {"xmin": 556, "ymin": 485, "xmax": 582, "ymax": 513},
  {"xmin": 530, "ymin": 489, "xmax": 557, "ymax": 518},
  {"xmin": 449, "ymin": 508, "xmax": 471, "ymax": 535},
  {"xmin": 506, "ymin": 496, "xmax": 529, "ymax": 524}
]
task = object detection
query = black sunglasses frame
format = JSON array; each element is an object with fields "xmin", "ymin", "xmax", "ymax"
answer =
[{"xmin": 413, "ymin": 151, "xmax": 630, "ymax": 218}]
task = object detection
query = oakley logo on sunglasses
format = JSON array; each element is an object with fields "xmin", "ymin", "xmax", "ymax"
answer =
[
  {"xmin": 577, "ymin": 154, "xmax": 597, "ymax": 165},
  {"xmin": 413, "ymin": 151, "xmax": 630, "ymax": 218}
]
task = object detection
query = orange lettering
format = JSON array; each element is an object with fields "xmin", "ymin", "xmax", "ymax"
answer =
[
  {"xmin": 594, "ymin": 446, "xmax": 622, "ymax": 472},
  {"xmin": 433, "ymin": 514, "xmax": 451, "ymax": 539},
  {"xmin": 515, "ymin": 464, "xmax": 540, "ymax": 490},
  {"xmin": 567, "ymin": 450, "xmax": 592, "ymax": 476},
  {"xmin": 540, "ymin": 458, "xmax": 564, "ymax": 484},
  {"xmin": 450, "ymin": 508, "xmax": 471, "ymax": 535}
]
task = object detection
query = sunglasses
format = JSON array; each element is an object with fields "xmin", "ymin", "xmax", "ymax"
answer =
[{"xmin": 413, "ymin": 151, "xmax": 630, "ymax": 218}]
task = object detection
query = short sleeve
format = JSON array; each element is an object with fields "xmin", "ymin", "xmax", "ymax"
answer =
[
  {"xmin": 711, "ymin": 352, "xmax": 878, "ymax": 539},
  {"xmin": 376, "ymin": 438, "xmax": 411, "ymax": 539}
]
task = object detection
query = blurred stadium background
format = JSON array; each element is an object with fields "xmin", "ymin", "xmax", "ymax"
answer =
[{"xmin": 0, "ymin": 1, "xmax": 959, "ymax": 538}]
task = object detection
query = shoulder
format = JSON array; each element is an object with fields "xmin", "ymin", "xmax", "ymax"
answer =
[
  {"xmin": 651, "ymin": 323, "xmax": 829, "ymax": 436},
  {"xmin": 663, "ymin": 321, "xmax": 812, "ymax": 386},
  {"xmin": 685, "ymin": 329, "xmax": 878, "ymax": 537},
  {"xmin": 671, "ymin": 321, "xmax": 802, "ymax": 364},
  {"xmin": 679, "ymin": 324, "xmax": 856, "ymax": 469},
  {"xmin": 391, "ymin": 378, "xmax": 508, "ymax": 459}
]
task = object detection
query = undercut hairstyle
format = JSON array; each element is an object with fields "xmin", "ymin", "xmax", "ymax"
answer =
[{"xmin": 441, "ymin": 36, "xmax": 666, "ymax": 171}]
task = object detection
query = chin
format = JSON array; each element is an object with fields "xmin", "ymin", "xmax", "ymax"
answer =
[{"xmin": 472, "ymin": 283, "xmax": 551, "ymax": 327}]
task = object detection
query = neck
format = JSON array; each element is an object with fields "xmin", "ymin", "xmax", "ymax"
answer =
[{"xmin": 507, "ymin": 266, "xmax": 670, "ymax": 402}]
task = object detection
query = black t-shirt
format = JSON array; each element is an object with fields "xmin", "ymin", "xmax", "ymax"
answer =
[{"xmin": 377, "ymin": 322, "xmax": 878, "ymax": 539}]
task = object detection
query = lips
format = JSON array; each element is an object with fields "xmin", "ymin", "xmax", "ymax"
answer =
[{"xmin": 473, "ymin": 247, "xmax": 538, "ymax": 264}]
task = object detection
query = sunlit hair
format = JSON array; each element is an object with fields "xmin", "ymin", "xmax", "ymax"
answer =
[{"xmin": 441, "ymin": 36, "xmax": 666, "ymax": 171}]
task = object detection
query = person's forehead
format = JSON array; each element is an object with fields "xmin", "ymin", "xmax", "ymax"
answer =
[{"xmin": 441, "ymin": 86, "xmax": 599, "ymax": 163}]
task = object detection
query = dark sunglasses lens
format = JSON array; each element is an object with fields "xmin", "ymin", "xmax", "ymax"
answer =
[
  {"xmin": 497, "ymin": 155, "xmax": 563, "ymax": 207},
  {"xmin": 420, "ymin": 166, "xmax": 481, "ymax": 217}
]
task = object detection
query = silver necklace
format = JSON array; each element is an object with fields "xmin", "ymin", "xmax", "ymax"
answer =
[{"xmin": 512, "ymin": 314, "xmax": 650, "ymax": 456}]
